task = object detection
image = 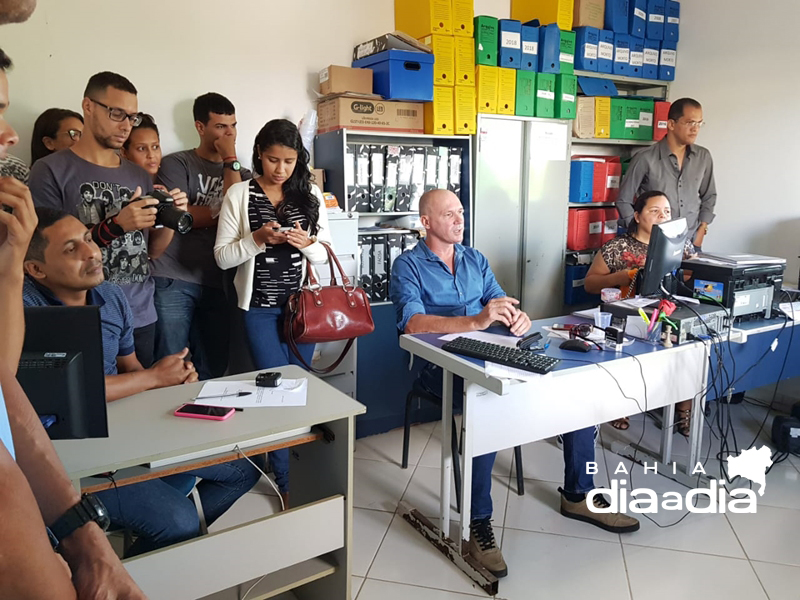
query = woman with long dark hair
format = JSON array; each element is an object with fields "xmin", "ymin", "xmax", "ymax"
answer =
[
  {"xmin": 214, "ymin": 119, "xmax": 331, "ymax": 506},
  {"xmin": 30, "ymin": 108, "xmax": 83, "ymax": 165}
]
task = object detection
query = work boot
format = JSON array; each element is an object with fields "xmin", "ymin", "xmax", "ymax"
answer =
[
  {"xmin": 468, "ymin": 517, "xmax": 508, "ymax": 578},
  {"xmin": 560, "ymin": 491, "xmax": 640, "ymax": 534}
]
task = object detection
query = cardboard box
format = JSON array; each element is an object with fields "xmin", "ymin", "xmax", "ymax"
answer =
[
  {"xmin": 475, "ymin": 65, "xmax": 499, "ymax": 114},
  {"xmin": 452, "ymin": 0, "xmax": 475, "ymax": 36},
  {"xmin": 318, "ymin": 96, "xmax": 425, "ymax": 134},
  {"xmin": 555, "ymin": 73, "xmax": 577, "ymax": 119},
  {"xmin": 474, "ymin": 15, "xmax": 499, "ymax": 66},
  {"xmin": 511, "ymin": 0, "xmax": 573, "ymax": 31},
  {"xmin": 319, "ymin": 66, "xmax": 373, "ymax": 96},
  {"xmin": 573, "ymin": 0, "xmax": 605, "ymax": 29},
  {"xmin": 516, "ymin": 70, "xmax": 536, "ymax": 117},
  {"xmin": 497, "ymin": 67, "xmax": 517, "ymax": 115},
  {"xmin": 421, "ymin": 34, "xmax": 456, "ymax": 86},
  {"xmin": 454, "ymin": 85, "xmax": 477, "ymax": 134},
  {"xmin": 311, "ymin": 168, "xmax": 326, "ymax": 190},
  {"xmin": 534, "ymin": 72, "xmax": 556, "ymax": 118},
  {"xmin": 454, "ymin": 36, "xmax": 476, "ymax": 86},
  {"xmin": 424, "ymin": 86, "xmax": 455, "ymax": 135},
  {"xmin": 573, "ymin": 96, "xmax": 595, "ymax": 138},
  {"xmin": 395, "ymin": 0, "xmax": 452, "ymax": 38},
  {"xmin": 653, "ymin": 100, "xmax": 670, "ymax": 140},
  {"xmin": 594, "ymin": 96, "xmax": 611, "ymax": 138}
]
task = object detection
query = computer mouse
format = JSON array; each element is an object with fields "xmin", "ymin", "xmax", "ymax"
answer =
[{"xmin": 559, "ymin": 338, "xmax": 592, "ymax": 353}]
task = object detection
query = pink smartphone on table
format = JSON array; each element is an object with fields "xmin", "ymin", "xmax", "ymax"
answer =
[{"xmin": 174, "ymin": 403, "xmax": 235, "ymax": 421}]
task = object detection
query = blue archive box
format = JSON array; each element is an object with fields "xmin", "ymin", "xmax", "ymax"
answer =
[
  {"xmin": 574, "ymin": 27, "xmax": 599, "ymax": 71},
  {"xmin": 643, "ymin": 39, "xmax": 660, "ymax": 79},
  {"xmin": 569, "ymin": 161, "xmax": 594, "ymax": 204},
  {"xmin": 613, "ymin": 34, "xmax": 632, "ymax": 76},
  {"xmin": 521, "ymin": 24, "xmax": 539, "ymax": 71},
  {"xmin": 538, "ymin": 23, "xmax": 561, "ymax": 74},
  {"xmin": 605, "ymin": 0, "xmax": 629, "ymax": 34},
  {"xmin": 597, "ymin": 30, "xmax": 615, "ymax": 74},
  {"xmin": 629, "ymin": 37, "xmax": 644, "ymax": 77},
  {"xmin": 629, "ymin": 0, "xmax": 647, "ymax": 38},
  {"xmin": 352, "ymin": 49, "xmax": 435, "ymax": 102},
  {"xmin": 646, "ymin": 0, "xmax": 666, "ymax": 40},
  {"xmin": 564, "ymin": 264, "xmax": 599, "ymax": 305},
  {"xmin": 666, "ymin": 1, "xmax": 680, "ymax": 42},
  {"xmin": 498, "ymin": 19, "xmax": 523, "ymax": 69},
  {"xmin": 659, "ymin": 40, "xmax": 676, "ymax": 80}
]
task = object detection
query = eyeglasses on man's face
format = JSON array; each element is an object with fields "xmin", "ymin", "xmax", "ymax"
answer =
[
  {"xmin": 89, "ymin": 98, "xmax": 142, "ymax": 126},
  {"xmin": 678, "ymin": 119, "xmax": 705, "ymax": 129}
]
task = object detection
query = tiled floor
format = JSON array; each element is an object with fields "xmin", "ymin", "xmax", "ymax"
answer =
[{"xmin": 216, "ymin": 399, "xmax": 800, "ymax": 599}]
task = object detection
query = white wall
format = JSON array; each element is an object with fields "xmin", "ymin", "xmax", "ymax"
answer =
[{"xmin": 672, "ymin": 0, "xmax": 800, "ymax": 284}]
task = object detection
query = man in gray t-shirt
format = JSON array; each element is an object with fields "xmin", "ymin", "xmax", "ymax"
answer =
[
  {"xmin": 29, "ymin": 71, "xmax": 167, "ymax": 367},
  {"xmin": 150, "ymin": 93, "xmax": 250, "ymax": 378}
]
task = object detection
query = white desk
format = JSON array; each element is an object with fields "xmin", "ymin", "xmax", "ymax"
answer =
[
  {"xmin": 53, "ymin": 365, "xmax": 365, "ymax": 600},
  {"xmin": 399, "ymin": 324, "xmax": 707, "ymax": 596}
]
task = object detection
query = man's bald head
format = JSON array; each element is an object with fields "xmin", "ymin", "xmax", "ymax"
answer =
[
  {"xmin": 419, "ymin": 189, "xmax": 457, "ymax": 218},
  {"xmin": 0, "ymin": 0, "xmax": 36, "ymax": 24}
]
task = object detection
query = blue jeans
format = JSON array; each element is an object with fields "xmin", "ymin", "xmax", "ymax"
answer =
[
  {"xmin": 242, "ymin": 306, "xmax": 315, "ymax": 494},
  {"xmin": 420, "ymin": 364, "xmax": 597, "ymax": 517},
  {"xmin": 95, "ymin": 459, "xmax": 260, "ymax": 557},
  {"xmin": 153, "ymin": 277, "xmax": 230, "ymax": 380}
]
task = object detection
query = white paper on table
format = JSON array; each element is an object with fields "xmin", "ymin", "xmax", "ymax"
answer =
[
  {"xmin": 194, "ymin": 379, "xmax": 308, "ymax": 408},
  {"xmin": 484, "ymin": 362, "xmax": 552, "ymax": 382},
  {"xmin": 779, "ymin": 302, "xmax": 800, "ymax": 320},
  {"xmin": 616, "ymin": 297, "xmax": 658, "ymax": 309},
  {"xmin": 439, "ymin": 331, "xmax": 521, "ymax": 348},
  {"xmin": 543, "ymin": 326, "xmax": 605, "ymax": 342},
  {"xmin": 572, "ymin": 307, "xmax": 600, "ymax": 319}
]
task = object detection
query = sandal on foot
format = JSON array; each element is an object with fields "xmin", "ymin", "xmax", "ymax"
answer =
[
  {"xmin": 610, "ymin": 417, "xmax": 630, "ymax": 431},
  {"xmin": 675, "ymin": 408, "xmax": 691, "ymax": 437}
]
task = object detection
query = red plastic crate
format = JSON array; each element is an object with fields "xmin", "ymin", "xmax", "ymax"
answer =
[
  {"xmin": 568, "ymin": 207, "xmax": 605, "ymax": 251},
  {"xmin": 654, "ymin": 101, "xmax": 671, "ymax": 141}
]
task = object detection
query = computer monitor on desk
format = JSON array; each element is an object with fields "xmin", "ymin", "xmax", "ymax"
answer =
[
  {"xmin": 18, "ymin": 306, "xmax": 108, "ymax": 439},
  {"xmin": 639, "ymin": 218, "xmax": 689, "ymax": 296}
]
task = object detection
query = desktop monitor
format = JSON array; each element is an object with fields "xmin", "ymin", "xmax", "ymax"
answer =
[
  {"xmin": 18, "ymin": 306, "xmax": 108, "ymax": 439},
  {"xmin": 639, "ymin": 218, "xmax": 689, "ymax": 296}
]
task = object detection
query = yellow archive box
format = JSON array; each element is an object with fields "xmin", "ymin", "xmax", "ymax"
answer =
[
  {"xmin": 395, "ymin": 0, "xmax": 452, "ymax": 38},
  {"xmin": 421, "ymin": 34, "xmax": 455, "ymax": 86},
  {"xmin": 497, "ymin": 67, "xmax": 517, "ymax": 115},
  {"xmin": 454, "ymin": 86, "xmax": 477, "ymax": 134},
  {"xmin": 475, "ymin": 65, "xmax": 499, "ymax": 114},
  {"xmin": 595, "ymin": 96, "xmax": 611, "ymax": 138},
  {"xmin": 454, "ymin": 36, "xmax": 476, "ymax": 86},
  {"xmin": 424, "ymin": 85, "xmax": 455, "ymax": 135},
  {"xmin": 452, "ymin": 0, "xmax": 475, "ymax": 37},
  {"xmin": 511, "ymin": 0, "xmax": 573, "ymax": 31}
]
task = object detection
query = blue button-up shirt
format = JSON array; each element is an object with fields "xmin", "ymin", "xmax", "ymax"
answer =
[{"xmin": 390, "ymin": 239, "xmax": 506, "ymax": 332}]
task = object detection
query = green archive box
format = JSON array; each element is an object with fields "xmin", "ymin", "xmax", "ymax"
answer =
[
  {"xmin": 474, "ymin": 15, "xmax": 499, "ymax": 66},
  {"xmin": 516, "ymin": 70, "xmax": 536, "ymax": 117},
  {"xmin": 633, "ymin": 98, "xmax": 654, "ymax": 140},
  {"xmin": 610, "ymin": 97, "xmax": 627, "ymax": 139},
  {"xmin": 559, "ymin": 30, "xmax": 576, "ymax": 75},
  {"xmin": 555, "ymin": 73, "xmax": 577, "ymax": 119},
  {"xmin": 535, "ymin": 72, "xmax": 556, "ymax": 118}
]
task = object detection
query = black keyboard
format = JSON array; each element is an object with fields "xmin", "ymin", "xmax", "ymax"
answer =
[{"xmin": 441, "ymin": 337, "xmax": 561, "ymax": 375}]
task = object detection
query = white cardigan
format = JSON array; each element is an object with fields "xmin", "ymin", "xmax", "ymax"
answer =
[{"xmin": 214, "ymin": 180, "xmax": 333, "ymax": 310}]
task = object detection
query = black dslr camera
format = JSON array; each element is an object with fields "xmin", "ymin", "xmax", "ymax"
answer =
[{"xmin": 133, "ymin": 189, "xmax": 193, "ymax": 234}]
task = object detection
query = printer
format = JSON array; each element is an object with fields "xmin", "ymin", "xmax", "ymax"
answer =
[{"xmin": 681, "ymin": 253, "xmax": 786, "ymax": 319}]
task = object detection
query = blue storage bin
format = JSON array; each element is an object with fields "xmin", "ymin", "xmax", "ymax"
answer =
[
  {"xmin": 352, "ymin": 49, "xmax": 434, "ymax": 102},
  {"xmin": 646, "ymin": 0, "xmax": 666, "ymax": 40},
  {"xmin": 564, "ymin": 264, "xmax": 600, "ymax": 305},
  {"xmin": 643, "ymin": 38, "xmax": 660, "ymax": 79},
  {"xmin": 574, "ymin": 27, "xmax": 599, "ymax": 71},
  {"xmin": 570, "ymin": 161, "xmax": 594, "ymax": 204},
  {"xmin": 659, "ymin": 40, "xmax": 676, "ymax": 80},
  {"xmin": 629, "ymin": 0, "xmax": 647, "ymax": 38},
  {"xmin": 538, "ymin": 23, "xmax": 561, "ymax": 74},
  {"xmin": 665, "ymin": 0, "xmax": 680, "ymax": 42},
  {"xmin": 597, "ymin": 30, "xmax": 615, "ymax": 74},
  {"xmin": 613, "ymin": 34, "xmax": 632, "ymax": 76},
  {"xmin": 605, "ymin": 0, "xmax": 630, "ymax": 33}
]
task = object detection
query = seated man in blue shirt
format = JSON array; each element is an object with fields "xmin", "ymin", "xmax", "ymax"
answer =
[
  {"xmin": 391, "ymin": 190, "xmax": 640, "ymax": 577},
  {"xmin": 23, "ymin": 207, "xmax": 262, "ymax": 556}
]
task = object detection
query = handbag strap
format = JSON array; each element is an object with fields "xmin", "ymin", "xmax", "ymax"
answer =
[{"xmin": 285, "ymin": 307, "xmax": 355, "ymax": 374}]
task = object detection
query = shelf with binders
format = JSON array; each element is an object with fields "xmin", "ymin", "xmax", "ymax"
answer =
[
  {"xmin": 572, "ymin": 137, "xmax": 654, "ymax": 146},
  {"xmin": 573, "ymin": 69, "xmax": 669, "ymax": 100}
]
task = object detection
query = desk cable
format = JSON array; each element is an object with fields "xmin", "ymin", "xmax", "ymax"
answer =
[{"xmin": 233, "ymin": 445, "xmax": 285, "ymax": 512}]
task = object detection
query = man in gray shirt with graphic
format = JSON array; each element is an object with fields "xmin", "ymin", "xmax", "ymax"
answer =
[
  {"xmin": 151, "ymin": 93, "xmax": 249, "ymax": 379},
  {"xmin": 29, "ymin": 71, "xmax": 173, "ymax": 367},
  {"xmin": 618, "ymin": 98, "xmax": 717, "ymax": 249}
]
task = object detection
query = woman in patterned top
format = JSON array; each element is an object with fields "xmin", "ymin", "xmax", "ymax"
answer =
[
  {"xmin": 585, "ymin": 190, "xmax": 696, "ymax": 434},
  {"xmin": 215, "ymin": 119, "xmax": 332, "ymax": 507}
]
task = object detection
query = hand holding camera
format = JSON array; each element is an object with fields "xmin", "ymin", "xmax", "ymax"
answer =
[{"xmin": 118, "ymin": 188, "xmax": 193, "ymax": 234}]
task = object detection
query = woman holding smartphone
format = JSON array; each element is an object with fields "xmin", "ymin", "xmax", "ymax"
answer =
[{"xmin": 214, "ymin": 119, "xmax": 332, "ymax": 507}]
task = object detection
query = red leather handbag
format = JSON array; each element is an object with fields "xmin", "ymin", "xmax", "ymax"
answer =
[{"xmin": 284, "ymin": 242, "xmax": 375, "ymax": 374}]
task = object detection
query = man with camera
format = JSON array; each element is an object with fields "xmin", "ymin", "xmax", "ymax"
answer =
[
  {"xmin": 150, "ymin": 92, "xmax": 249, "ymax": 379},
  {"xmin": 22, "ymin": 206, "xmax": 261, "ymax": 555},
  {"xmin": 29, "ymin": 71, "xmax": 188, "ymax": 367}
]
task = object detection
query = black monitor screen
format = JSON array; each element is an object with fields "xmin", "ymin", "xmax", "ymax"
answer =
[
  {"xmin": 19, "ymin": 306, "xmax": 108, "ymax": 439},
  {"xmin": 639, "ymin": 218, "xmax": 689, "ymax": 297}
]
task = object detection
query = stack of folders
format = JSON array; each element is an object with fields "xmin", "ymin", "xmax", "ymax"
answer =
[
  {"xmin": 344, "ymin": 143, "xmax": 462, "ymax": 213},
  {"xmin": 358, "ymin": 230, "xmax": 420, "ymax": 303}
]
